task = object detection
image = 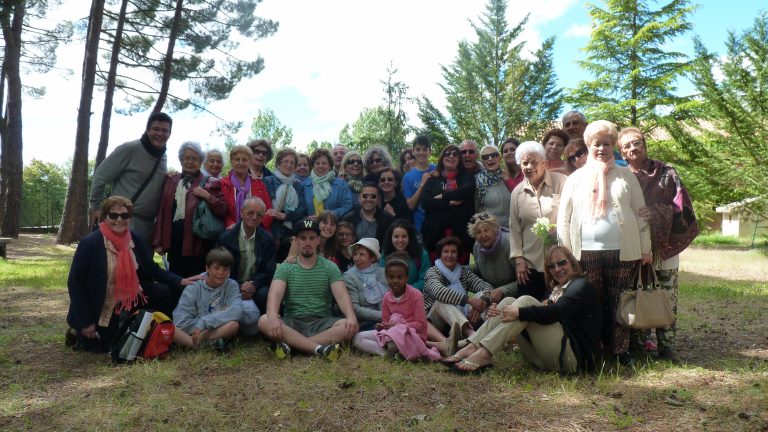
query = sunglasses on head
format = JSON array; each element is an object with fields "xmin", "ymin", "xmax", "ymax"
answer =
[
  {"xmin": 107, "ymin": 212, "xmax": 131, "ymax": 221},
  {"xmin": 346, "ymin": 159, "xmax": 363, "ymax": 166},
  {"xmin": 567, "ymin": 149, "xmax": 587, "ymax": 163},
  {"xmin": 460, "ymin": 149, "xmax": 476, "ymax": 155},
  {"xmin": 481, "ymin": 152, "xmax": 499, "ymax": 161},
  {"xmin": 469, "ymin": 213, "xmax": 491, "ymax": 224},
  {"xmin": 546, "ymin": 259, "xmax": 569, "ymax": 271},
  {"xmin": 442, "ymin": 150, "xmax": 460, "ymax": 158}
]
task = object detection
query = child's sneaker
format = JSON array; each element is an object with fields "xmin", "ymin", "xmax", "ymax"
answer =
[
  {"xmin": 318, "ymin": 344, "xmax": 341, "ymax": 362},
  {"xmin": 275, "ymin": 341, "xmax": 291, "ymax": 360},
  {"xmin": 644, "ymin": 340, "xmax": 658, "ymax": 352},
  {"xmin": 210, "ymin": 338, "xmax": 227, "ymax": 353}
]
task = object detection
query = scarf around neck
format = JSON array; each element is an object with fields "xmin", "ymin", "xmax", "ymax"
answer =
[
  {"xmin": 311, "ymin": 170, "xmax": 336, "ymax": 203},
  {"xmin": 585, "ymin": 153, "xmax": 616, "ymax": 220},
  {"xmin": 475, "ymin": 168, "xmax": 503, "ymax": 205},
  {"xmin": 435, "ymin": 258, "xmax": 464, "ymax": 296},
  {"xmin": 443, "ymin": 171, "xmax": 458, "ymax": 192},
  {"xmin": 99, "ymin": 222, "xmax": 146, "ymax": 312},
  {"xmin": 349, "ymin": 264, "xmax": 388, "ymax": 305},
  {"xmin": 272, "ymin": 170, "xmax": 299, "ymax": 212},
  {"xmin": 230, "ymin": 171, "xmax": 251, "ymax": 219},
  {"xmin": 478, "ymin": 230, "xmax": 502, "ymax": 254},
  {"xmin": 139, "ymin": 133, "xmax": 167, "ymax": 158}
]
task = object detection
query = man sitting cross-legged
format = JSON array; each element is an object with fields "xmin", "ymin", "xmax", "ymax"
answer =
[{"xmin": 257, "ymin": 218, "xmax": 359, "ymax": 360}]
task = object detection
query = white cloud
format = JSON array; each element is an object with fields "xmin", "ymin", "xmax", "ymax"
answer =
[{"xmin": 565, "ymin": 23, "xmax": 592, "ymax": 37}]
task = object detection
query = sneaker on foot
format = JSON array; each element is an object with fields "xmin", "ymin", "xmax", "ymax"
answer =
[
  {"xmin": 210, "ymin": 338, "xmax": 227, "ymax": 353},
  {"xmin": 275, "ymin": 341, "xmax": 291, "ymax": 360},
  {"xmin": 318, "ymin": 343, "xmax": 341, "ymax": 362},
  {"xmin": 644, "ymin": 340, "xmax": 658, "ymax": 352}
]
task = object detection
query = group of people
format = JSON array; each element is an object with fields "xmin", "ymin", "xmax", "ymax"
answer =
[{"xmin": 66, "ymin": 109, "xmax": 699, "ymax": 374}]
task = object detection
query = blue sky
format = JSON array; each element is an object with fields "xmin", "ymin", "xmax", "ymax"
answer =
[{"xmin": 21, "ymin": 1, "xmax": 766, "ymax": 169}]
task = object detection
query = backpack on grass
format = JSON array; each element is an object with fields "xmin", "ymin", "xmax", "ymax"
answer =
[{"xmin": 110, "ymin": 309, "xmax": 175, "ymax": 364}]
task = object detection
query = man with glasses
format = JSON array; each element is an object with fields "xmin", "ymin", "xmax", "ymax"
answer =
[
  {"xmin": 403, "ymin": 135, "xmax": 436, "ymax": 231},
  {"xmin": 342, "ymin": 183, "xmax": 395, "ymax": 241},
  {"xmin": 460, "ymin": 140, "xmax": 483, "ymax": 174},
  {"xmin": 90, "ymin": 112, "xmax": 173, "ymax": 242},
  {"xmin": 215, "ymin": 198, "xmax": 276, "ymax": 332},
  {"xmin": 258, "ymin": 218, "xmax": 359, "ymax": 360}
]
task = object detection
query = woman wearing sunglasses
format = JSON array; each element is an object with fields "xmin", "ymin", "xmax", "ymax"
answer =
[
  {"xmin": 66, "ymin": 196, "xmax": 202, "ymax": 353},
  {"xmin": 444, "ymin": 246, "xmax": 601, "ymax": 374},
  {"xmin": 420, "ymin": 144, "xmax": 476, "ymax": 264},
  {"xmin": 362, "ymin": 145, "xmax": 394, "ymax": 182},
  {"xmin": 377, "ymin": 167, "xmax": 412, "ymax": 222},
  {"xmin": 338, "ymin": 151, "xmax": 365, "ymax": 210},
  {"xmin": 475, "ymin": 145, "xmax": 510, "ymax": 231},
  {"xmin": 564, "ymin": 138, "xmax": 588, "ymax": 174},
  {"xmin": 509, "ymin": 141, "xmax": 567, "ymax": 301}
]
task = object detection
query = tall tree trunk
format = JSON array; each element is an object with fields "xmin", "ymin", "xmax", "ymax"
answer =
[
  {"xmin": 57, "ymin": 0, "xmax": 105, "ymax": 244},
  {"xmin": 0, "ymin": 1, "xmax": 26, "ymax": 238},
  {"xmin": 95, "ymin": 0, "xmax": 129, "ymax": 168},
  {"xmin": 151, "ymin": 0, "xmax": 183, "ymax": 113}
]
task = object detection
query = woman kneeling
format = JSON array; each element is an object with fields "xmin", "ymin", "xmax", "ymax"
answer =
[{"xmin": 446, "ymin": 246, "xmax": 601, "ymax": 374}]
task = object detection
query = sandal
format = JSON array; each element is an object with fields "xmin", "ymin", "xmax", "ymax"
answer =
[
  {"xmin": 438, "ymin": 355, "xmax": 465, "ymax": 367},
  {"xmin": 451, "ymin": 359, "xmax": 493, "ymax": 375}
]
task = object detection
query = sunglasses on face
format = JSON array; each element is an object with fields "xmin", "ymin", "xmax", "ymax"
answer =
[
  {"xmin": 252, "ymin": 149, "xmax": 269, "ymax": 157},
  {"xmin": 107, "ymin": 212, "xmax": 131, "ymax": 221},
  {"xmin": 481, "ymin": 152, "xmax": 499, "ymax": 161},
  {"xmin": 442, "ymin": 150, "xmax": 460, "ymax": 158},
  {"xmin": 379, "ymin": 177, "xmax": 395, "ymax": 183},
  {"xmin": 361, "ymin": 193, "xmax": 378, "ymax": 199},
  {"xmin": 546, "ymin": 259, "xmax": 569, "ymax": 271},
  {"xmin": 346, "ymin": 159, "xmax": 363, "ymax": 166},
  {"xmin": 567, "ymin": 149, "xmax": 587, "ymax": 163},
  {"xmin": 368, "ymin": 158, "xmax": 383, "ymax": 165},
  {"xmin": 460, "ymin": 149, "xmax": 476, "ymax": 155}
]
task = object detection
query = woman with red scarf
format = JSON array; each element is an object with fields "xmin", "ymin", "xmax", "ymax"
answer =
[
  {"xmin": 420, "ymin": 144, "xmax": 476, "ymax": 264},
  {"xmin": 66, "ymin": 196, "xmax": 201, "ymax": 353},
  {"xmin": 557, "ymin": 120, "xmax": 651, "ymax": 367},
  {"xmin": 220, "ymin": 145, "xmax": 273, "ymax": 229}
]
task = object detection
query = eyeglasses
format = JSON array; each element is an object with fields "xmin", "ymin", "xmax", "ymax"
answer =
[
  {"xmin": 460, "ymin": 149, "xmax": 476, "ymax": 155},
  {"xmin": 337, "ymin": 232, "xmax": 353, "ymax": 238},
  {"xmin": 546, "ymin": 259, "xmax": 569, "ymax": 271},
  {"xmin": 346, "ymin": 159, "xmax": 363, "ymax": 166},
  {"xmin": 361, "ymin": 193, "xmax": 378, "ymax": 199},
  {"xmin": 442, "ymin": 150, "xmax": 459, "ymax": 158},
  {"xmin": 107, "ymin": 212, "xmax": 131, "ymax": 220},
  {"xmin": 252, "ymin": 149, "xmax": 269, "ymax": 157},
  {"xmin": 567, "ymin": 149, "xmax": 587, "ymax": 163},
  {"xmin": 481, "ymin": 152, "xmax": 499, "ymax": 161},
  {"xmin": 469, "ymin": 213, "xmax": 491, "ymax": 224},
  {"xmin": 379, "ymin": 177, "xmax": 395, "ymax": 183},
  {"xmin": 622, "ymin": 139, "xmax": 646, "ymax": 148},
  {"xmin": 368, "ymin": 157, "xmax": 383, "ymax": 165}
]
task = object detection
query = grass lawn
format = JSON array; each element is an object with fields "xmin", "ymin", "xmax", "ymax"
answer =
[{"xmin": 1, "ymin": 237, "xmax": 767, "ymax": 431}]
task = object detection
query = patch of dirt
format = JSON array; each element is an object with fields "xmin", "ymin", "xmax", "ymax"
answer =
[
  {"xmin": 4, "ymin": 233, "xmax": 75, "ymax": 260},
  {"xmin": 680, "ymin": 246, "xmax": 768, "ymax": 282}
]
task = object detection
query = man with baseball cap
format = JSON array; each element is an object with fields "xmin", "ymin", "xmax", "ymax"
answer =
[{"xmin": 257, "ymin": 218, "xmax": 359, "ymax": 360}]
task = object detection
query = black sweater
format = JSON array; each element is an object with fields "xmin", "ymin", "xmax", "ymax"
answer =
[
  {"xmin": 517, "ymin": 277, "xmax": 602, "ymax": 371},
  {"xmin": 419, "ymin": 171, "xmax": 476, "ymax": 253}
]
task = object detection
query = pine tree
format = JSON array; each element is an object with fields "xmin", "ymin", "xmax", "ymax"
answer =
[{"xmin": 568, "ymin": 0, "xmax": 696, "ymax": 130}]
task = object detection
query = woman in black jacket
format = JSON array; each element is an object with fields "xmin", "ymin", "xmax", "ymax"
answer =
[
  {"xmin": 420, "ymin": 144, "xmax": 475, "ymax": 264},
  {"xmin": 66, "ymin": 196, "xmax": 200, "ymax": 353},
  {"xmin": 443, "ymin": 245, "xmax": 602, "ymax": 374}
]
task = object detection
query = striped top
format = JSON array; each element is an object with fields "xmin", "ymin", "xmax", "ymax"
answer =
[
  {"xmin": 273, "ymin": 256, "xmax": 343, "ymax": 318},
  {"xmin": 423, "ymin": 265, "xmax": 492, "ymax": 311}
]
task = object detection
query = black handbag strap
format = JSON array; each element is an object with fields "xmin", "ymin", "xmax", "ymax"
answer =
[{"xmin": 131, "ymin": 155, "xmax": 163, "ymax": 204}]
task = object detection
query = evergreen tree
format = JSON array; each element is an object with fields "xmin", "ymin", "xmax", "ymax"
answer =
[
  {"xmin": 568, "ymin": 0, "xmax": 696, "ymax": 129},
  {"xmin": 417, "ymin": 0, "xmax": 563, "ymax": 150},
  {"xmin": 249, "ymin": 108, "xmax": 293, "ymax": 150}
]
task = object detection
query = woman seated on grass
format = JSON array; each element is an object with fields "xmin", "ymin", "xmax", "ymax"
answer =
[
  {"xmin": 343, "ymin": 238, "xmax": 388, "ymax": 331},
  {"xmin": 66, "ymin": 196, "xmax": 201, "ymax": 353},
  {"xmin": 173, "ymin": 248, "xmax": 245, "ymax": 351},
  {"xmin": 443, "ymin": 245, "xmax": 602, "ymax": 374}
]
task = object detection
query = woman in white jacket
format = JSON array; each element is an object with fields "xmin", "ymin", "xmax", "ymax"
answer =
[{"xmin": 557, "ymin": 120, "xmax": 651, "ymax": 366}]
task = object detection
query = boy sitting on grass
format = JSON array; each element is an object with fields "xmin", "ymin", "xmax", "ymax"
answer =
[{"xmin": 173, "ymin": 247, "xmax": 242, "ymax": 351}]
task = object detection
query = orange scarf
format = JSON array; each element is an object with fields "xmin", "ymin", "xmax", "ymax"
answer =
[{"xmin": 99, "ymin": 222, "xmax": 146, "ymax": 312}]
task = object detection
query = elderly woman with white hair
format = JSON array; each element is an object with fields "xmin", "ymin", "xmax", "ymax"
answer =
[
  {"xmin": 202, "ymin": 149, "xmax": 224, "ymax": 179},
  {"xmin": 475, "ymin": 145, "xmax": 510, "ymax": 231},
  {"xmin": 151, "ymin": 141, "xmax": 227, "ymax": 277},
  {"xmin": 469, "ymin": 212, "xmax": 517, "ymax": 304},
  {"xmin": 509, "ymin": 141, "xmax": 567, "ymax": 301},
  {"xmin": 557, "ymin": 120, "xmax": 651, "ymax": 366}
]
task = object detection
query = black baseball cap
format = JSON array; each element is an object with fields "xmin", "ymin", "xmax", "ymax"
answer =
[{"xmin": 294, "ymin": 218, "xmax": 321, "ymax": 236}]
